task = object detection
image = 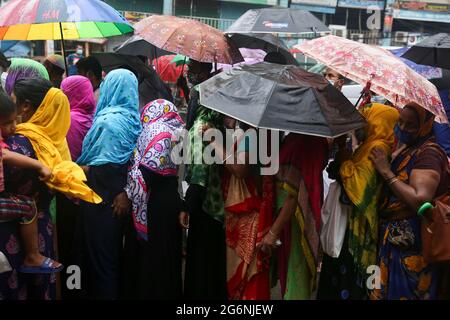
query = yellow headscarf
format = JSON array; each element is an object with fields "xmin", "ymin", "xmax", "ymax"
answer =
[
  {"xmin": 340, "ymin": 103, "xmax": 399, "ymax": 274},
  {"xmin": 16, "ymin": 88, "xmax": 102, "ymax": 204},
  {"xmin": 341, "ymin": 103, "xmax": 400, "ymax": 203}
]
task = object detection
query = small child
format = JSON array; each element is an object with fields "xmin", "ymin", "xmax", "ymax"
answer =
[{"xmin": 0, "ymin": 91, "xmax": 62, "ymax": 274}]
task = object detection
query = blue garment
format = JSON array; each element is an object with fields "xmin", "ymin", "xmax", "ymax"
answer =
[
  {"xmin": 77, "ymin": 69, "xmax": 141, "ymax": 166},
  {"xmin": 433, "ymin": 90, "xmax": 450, "ymax": 157},
  {"xmin": 67, "ymin": 53, "xmax": 84, "ymax": 76}
]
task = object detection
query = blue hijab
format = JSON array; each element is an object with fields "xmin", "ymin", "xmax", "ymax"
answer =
[{"xmin": 77, "ymin": 69, "xmax": 141, "ymax": 166}]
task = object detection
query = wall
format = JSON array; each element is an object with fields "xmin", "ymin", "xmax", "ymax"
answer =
[
  {"xmin": 219, "ymin": 1, "xmax": 271, "ymax": 20},
  {"xmin": 103, "ymin": 0, "xmax": 163, "ymax": 13},
  {"xmin": 174, "ymin": 0, "xmax": 220, "ymax": 17}
]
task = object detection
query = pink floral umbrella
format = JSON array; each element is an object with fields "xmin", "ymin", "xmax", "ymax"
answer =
[{"xmin": 295, "ymin": 35, "xmax": 447, "ymax": 123}]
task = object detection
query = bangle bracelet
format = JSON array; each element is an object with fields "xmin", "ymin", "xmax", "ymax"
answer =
[
  {"xmin": 388, "ymin": 177, "xmax": 399, "ymax": 186},
  {"xmin": 386, "ymin": 175, "xmax": 396, "ymax": 183},
  {"xmin": 385, "ymin": 175, "xmax": 396, "ymax": 182}
]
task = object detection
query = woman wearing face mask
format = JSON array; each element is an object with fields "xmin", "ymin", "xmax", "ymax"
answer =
[
  {"xmin": 369, "ymin": 102, "xmax": 449, "ymax": 300},
  {"xmin": 318, "ymin": 103, "xmax": 399, "ymax": 300}
]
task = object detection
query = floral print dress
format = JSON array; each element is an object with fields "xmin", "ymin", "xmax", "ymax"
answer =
[{"xmin": 0, "ymin": 135, "xmax": 55, "ymax": 300}]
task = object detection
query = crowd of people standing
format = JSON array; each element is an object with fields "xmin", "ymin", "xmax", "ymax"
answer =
[{"xmin": 0, "ymin": 50, "xmax": 449, "ymax": 301}]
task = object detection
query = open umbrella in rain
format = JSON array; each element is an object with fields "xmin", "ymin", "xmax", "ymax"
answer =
[
  {"xmin": 134, "ymin": 15, "xmax": 243, "ymax": 65},
  {"xmin": 171, "ymin": 54, "xmax": 189, "ymax": 67},
  {"xmin": 93, "ymin": 52, "xmax": 173, "ymax": 108},
  {"xmin": 152, "ymin": 55, "xmax": 186, "ymax": 83},
  {"xmin": 430, "ymin": 69, "xmax": 450, "ymax": 91},
  {"xmin": 0, "ymin": 0, "xmax": 133, "ymax": 71},
  {"xmin": 389, "ymin": 47, "xmax": 442, "ymax": 80},
  {"xmin": 114, "ymin": 34, "xmax": 172, "ymax": 60},
  {"xmin": 226, "ymin": 8, "xmax": 329, "ymax": 35},
  {"xmin": 295, "ymin": 35, "xmax": 447, "ymax": 123},
  {"xmin": 214, "ymin": 48, "xmax": 267, "ymax": 72},
  {"xmin": 227, "ymin": 33, "xmax": 298, "ymax": 65},
  {"xmin": 401, "ymin": 33, "xmax": 450, "ymax": 70},
  {"xmin": 199, "ymin": 62, "xmax": 366, "ymax": 138}
]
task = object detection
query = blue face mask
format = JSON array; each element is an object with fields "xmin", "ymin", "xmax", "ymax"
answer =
[{"xmin": 394, "ymin": 124, "xmax": 415, "ymax": 145}]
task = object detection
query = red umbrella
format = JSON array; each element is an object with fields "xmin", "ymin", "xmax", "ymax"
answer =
[
  {"xmin": 295, "ymin": 35, "xmax": 447, "ymax": 123},
  {"xmin": 134, "ymin": 15, "xmax": 244, "ymax": 65},
  {"xmin": 152, "ymin": 55, "xmax": 186, "ymax": 83}
]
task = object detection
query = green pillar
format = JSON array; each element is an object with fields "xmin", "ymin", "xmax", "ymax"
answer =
[{"xmin": 163, "ymin": 0, "xmax": 173, "ymax": 15}]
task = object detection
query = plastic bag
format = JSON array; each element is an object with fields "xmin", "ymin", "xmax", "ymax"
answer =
[{"xmin": 320, "ymin": 181, "xmax": 351, "ymax": 258}]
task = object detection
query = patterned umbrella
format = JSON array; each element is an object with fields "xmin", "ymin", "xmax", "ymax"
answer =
[
  {"xmin": 0, "ymin": 0, "xmax": 133, "ymax": 70},
  {"xmin": 295, "ymin": 35, "xmax": 447, "ymax": 123},
  {"xmin": 134, "ymin": 15, "xmax": 244, "ymax": 65},
  {"xmin": 0, "ymin": 0, "xmax": 132, "ymax": 40}
]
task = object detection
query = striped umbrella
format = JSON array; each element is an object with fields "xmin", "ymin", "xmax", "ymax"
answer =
[{"xmin": 0, "ymin": 0, "xmax": 133, "ymax": 70}]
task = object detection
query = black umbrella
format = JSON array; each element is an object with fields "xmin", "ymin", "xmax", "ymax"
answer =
[
  {"xmin": 199, "ymin": 62, "xmax": 366, "ymax": 138},
  {"xmin": 226, "ymin": 8, "xmax": 329, "ymax": 35},
  {"xmin": 114, "ymin": 35, "xmax": 172, "ymax": 60},
  {"xmin": 228, "ymin": 33, "xmax": 298, "ymax": 65},
  {"xmin": 401, "ymin": 33, "xmax": 450, "ymax": 69},
  {"xmin": 430, "ymin": 69, "xmax": 450, "ymax": 90},
  {"xmin": 92, "ymin": 52, "xmax": 173, "ymax": 108}
]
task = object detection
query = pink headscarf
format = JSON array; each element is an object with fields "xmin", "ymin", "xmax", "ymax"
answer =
[{"xmin": 61, "ymin": 76, "xmax": 96, "ymax": 161}]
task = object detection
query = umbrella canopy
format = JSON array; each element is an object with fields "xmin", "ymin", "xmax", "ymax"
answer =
[
  {"xmin": 215, "ymin": 48, "xmax": 266, "ymax": 72},
  {"xmin": 171, "ymin": 54, "xmax": 189, "ymax": 67},
  {"xmin": 0, "ymin": 0, "xmax": 133, "ymax": 40},
  {"xmin": 430, "ymin": 69, "xmax": 450, "ymax": 91},
  {"xmin": 295, "ymin": 35, "xmax": 447, "ymax": 123},
  {"xmin": 226, "ymin": 8, "xmax": 329, "ymax": 35},
  {"xmin": 199, "ymin": 62, "xmax": 366, "ymax": 138},
  {"xmin": 389, "ymin": 47, "xmax": 442, "ymax": 80},
  {"xmin": 93, "ymin": 52, "xmax": 173, "ymax": 108},
  {"xmin": 134, "ymin": 15, "xmax": 243, "ymax": 65},
  {"xmin": 114, "ymin": 34, "xmax": 172, "ymax": 59},
  {"xmin": 227, "ymin": 33, "xmax": 298, "ymax": 65},
  {"xmin": 401, "ymin": 33, "xmax": 450, "ymax": 70},
  {"xmin": 152, "ymin": 55, "xmax": 186, "ymax": 83}
]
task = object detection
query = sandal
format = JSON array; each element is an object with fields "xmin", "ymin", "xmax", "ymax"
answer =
[{"xmin": 18, "ymin": 257, "xmax": 63, "ymax": 274}]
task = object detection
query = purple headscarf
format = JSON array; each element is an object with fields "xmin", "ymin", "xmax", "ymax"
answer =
[
  {"xmin": 61, "ymin": 76, "xmax": 96, "ymax": 161},
  {"xmin": 5, "ymin": 58, "xmax": 50, "ymax": 95}
]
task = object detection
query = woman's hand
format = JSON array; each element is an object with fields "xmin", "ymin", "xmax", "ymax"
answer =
[
  {"xmin": 112, "ymin": 192, "xmax": 131, "ymax": 217},
  {"xmin": 38, "ymin": 165, "xmax": 53, "ymax": 182},
  {"xmin": 198, "ymin": 123, "xmax": 211, "ymax": 136},
  {"xmin": 179, "ymin": 211, "xmax": 189, "ymax": 229},
  {"xmin": 370, "ymin": 148, "xmax": 393, "ymax": 179},
  {"xmin": 257, "ymin": 230, "xmax": 281, "ymax": 256}
]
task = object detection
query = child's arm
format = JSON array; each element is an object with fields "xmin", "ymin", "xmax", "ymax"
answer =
[{"xmin": 2, "ymin": 149, "xmax": 52, "ymax": 181}]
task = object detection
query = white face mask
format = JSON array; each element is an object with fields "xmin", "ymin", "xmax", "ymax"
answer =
[
  {"xmin": 76, "ymin": 49, "xmax": 83, "ymax": 55},
  {"xmin": 327, "ymin": 79, "xmax": 335, "ymax": 86},
  {"xmin": 1, "ymin": 72, "xmax": 8, "ymax": 91}
]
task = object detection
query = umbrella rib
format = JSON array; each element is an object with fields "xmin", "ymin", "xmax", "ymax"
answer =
[{"xmin": 257, "ymin": 80, "xmax": 279, "ymax": 127}]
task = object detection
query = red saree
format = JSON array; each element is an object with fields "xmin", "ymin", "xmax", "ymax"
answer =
[{"xmin": 223, "ymin": 170, "xmax": 275, "ymax": 300}]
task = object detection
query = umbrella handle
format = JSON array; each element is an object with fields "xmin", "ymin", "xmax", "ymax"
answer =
[
  {"xmin": 59, "ymin": 22, "xmax": 69, "ymax": 74},
  {"xmin": 354, "ymin": 91, "xmax": 364, "ymax": 108}
]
